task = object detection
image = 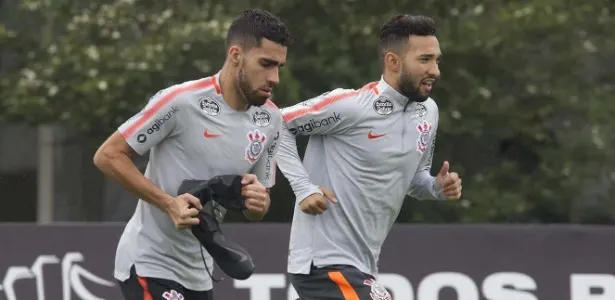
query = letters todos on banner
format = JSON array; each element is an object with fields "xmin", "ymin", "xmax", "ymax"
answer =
[
  {"xmin": 0, "ymin": 260, "xmax": 612, "ymax": 300},
  {"xmin": 233, "ymin": 272, "xmax": 615, "ymax": 300},
  {"xmin": 0, "ymin": 224, "xmax": 614, "ymax": 300}
]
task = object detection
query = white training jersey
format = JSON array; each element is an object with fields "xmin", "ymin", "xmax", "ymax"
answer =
[
  {"xmin": 277, "ymin": 77, "xmax": 445, "ymax": 276},
  {"xmin": 114, "ymin": 72, "xmax": 283, "ymax": 291}
]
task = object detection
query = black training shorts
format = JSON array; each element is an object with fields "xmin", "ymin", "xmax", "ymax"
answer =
[
  {"xmin": 289, "ymin": 264, "xmax": 392, "ymax": 300},
  {"xmin": 117, "ymin": 265, "xmax": 214, "ymax": 300}
]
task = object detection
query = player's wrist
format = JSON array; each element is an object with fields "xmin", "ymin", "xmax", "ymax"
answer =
[
  {"xmin": 296, "ymin": 186, "xmax": 323, "ymax": 204},
  {"xmin": 159, "ymin": 194, "xmax": 177, "ymax": 214},
  {"xmin": 243, "ymin": 207, "xmax": 266, "ymax": 221},
  {"xmin": 431, "ymin": 178, "xmax": 446, "ymax": 200}
]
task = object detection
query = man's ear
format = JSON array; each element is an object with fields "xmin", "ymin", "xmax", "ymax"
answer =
[
  {"xmin": 228, "ymin": 45, "xmax": 242, "ymax": 66},
  {"xmin": 384, "ymin": 52, "xmax": 401, "ymax": 73}
]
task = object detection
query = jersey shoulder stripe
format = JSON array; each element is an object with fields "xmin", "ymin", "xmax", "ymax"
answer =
[
  {"xmin": 264, "ymin": 99, "xmax": 279, "ymax": 110},
  {"xmin": 262, "ymin": 99, "xmax": 284, "ymax": 122},
  {"xmin": 282, "ymin": 81, "xmax": 378, "ymax": 123},
  {"xmin": 121, "ymin": 76, "xmax": 219, "ymax": 139}
]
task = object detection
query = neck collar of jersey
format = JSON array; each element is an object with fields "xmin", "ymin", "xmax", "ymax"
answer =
[
  {"xmin": 214, "ymin": 71, "xmax": 222, "ymax": 92},
  {"xmin": 376, "ymin": 76, "xmax": 410, "ymax": 107}
]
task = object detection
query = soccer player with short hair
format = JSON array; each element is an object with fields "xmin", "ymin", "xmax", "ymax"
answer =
[
  {"xmin": 277, "ymin": 14, "xmax": 463, "ymax": 300},
  {"xmin": 93, "ymin": 9, "xmax": 292, "ymax": 300}
]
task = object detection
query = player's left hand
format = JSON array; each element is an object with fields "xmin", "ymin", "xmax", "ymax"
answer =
[
  {"xmin": 241, "ymin": 174, "xmax": 270, "ymax": 215},
  {"xmin": 435, "ymin": 161, "xmax": 462, "ymax": 200}
]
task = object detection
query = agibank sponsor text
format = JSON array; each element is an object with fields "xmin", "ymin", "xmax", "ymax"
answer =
[
  {"xmin": 145, "ymin": 106, "xmax": 179, "ymax": 135},
  {"xmin": 289, "ymin": 112, "xmax": 341, "ymax": 134}
]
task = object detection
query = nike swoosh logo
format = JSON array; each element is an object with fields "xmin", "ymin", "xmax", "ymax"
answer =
[
  {"xmin": 204, "ymin": 130, "xmax": 221, "ymax": 138},
  {"xmin": 367, "ymin": 131, "xmax": 387, "ymax": 139},
  {"xmin": 224, "ymin": 244, "xmax": 252, "ymax": 262}
]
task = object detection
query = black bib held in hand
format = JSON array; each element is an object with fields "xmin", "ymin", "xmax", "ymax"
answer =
[{"xmin": 177, "ymin": 175, "xmax": 255, "ymax": 280}]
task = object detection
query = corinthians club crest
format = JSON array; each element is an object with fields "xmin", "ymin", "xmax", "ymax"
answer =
[
  {"xmin": 363, "ymin": 279, "xmax": 392, "ymax": 300},
  {"xmin": 245, "ymin": 129, "xmax": 267, "ymax": 164},
  {"xmin": 416, "ymin": 120, "xmax": 432, "ymax": 153},
  {"xmin": 162, "ymin": 290, "xmax": 184, "ymax": 300}
]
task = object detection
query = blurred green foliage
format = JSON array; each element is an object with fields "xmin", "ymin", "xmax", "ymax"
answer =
[{"xmin": 1, "ymin": 0, "xmax": 614, "ymax": 223}]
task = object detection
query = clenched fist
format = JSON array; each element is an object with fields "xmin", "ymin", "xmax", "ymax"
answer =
[
  {"xmin": 241, "ymin": 174, "xmax": 270, "ymax": 218},
  {"xmin": 299, "ymin": 187, "xmax": 337, "ymax": 215},
  {"xmin": 165, "ymin": 193, "xmax": 203, "ymax": 229}
]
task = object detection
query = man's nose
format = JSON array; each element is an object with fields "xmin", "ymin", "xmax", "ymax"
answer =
[
  {"xmin": 268, "ymin": 69, "xmax": 280, "ymax": 86},
  {"xmin": 428, "ymin": 63, "xmax": 440, "ymax": 79}
]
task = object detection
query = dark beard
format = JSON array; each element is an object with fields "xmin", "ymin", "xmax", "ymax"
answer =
[
  {"xmin": 399, "ymin": 71, "xmax": 429, "ymax": 103},
  {"xmin": 237, "ymin": 66, "xmax": 267, "ymax": 107}
]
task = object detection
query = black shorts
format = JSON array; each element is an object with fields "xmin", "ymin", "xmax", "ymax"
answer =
[
  {"xmin": 118, "ymin": 265, "xmax": 214, "ymax": 300},
  {"xmin": 289, "ymin": 264, "xmax": 392, "ymax": 300}
]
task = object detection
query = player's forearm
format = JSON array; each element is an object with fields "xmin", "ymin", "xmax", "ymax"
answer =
[
  {"xmin": 94, "ymin": 150, "xmax": 174, "ymax": 211},
  {"xmin": 276, "ymin": 128, "xmax": 322, "ymax": 201},
  {"xmin": 407, "ymin": 169, "xmax": 444, "ymax": 200}
]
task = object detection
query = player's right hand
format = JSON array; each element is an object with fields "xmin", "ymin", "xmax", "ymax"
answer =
[
  {"xmin": 165, "ymin": 193, "xmax": 203, "ymax": 229},
  {"xmin": 299, "ymin": 187, "xmax": 337, "ymax": 215}
]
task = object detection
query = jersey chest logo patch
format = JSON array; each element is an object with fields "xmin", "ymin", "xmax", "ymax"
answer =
[
  {"xmin": 373, "ymin": 96, "xmax": 394, "ymax": 115},
  {"xmin": 414, "ymin": 103, "xmax": 428, "ymax": 117},
  {"xmin": 252, "ymin": 109, "xmax": 272, "ymax": 127},
  {"xmin": 245, "ymin": 129, "xmax": 267, "ymax": 164},
  {"xmin": 416, "ymin": 120, "xmax": 432, "ymax": 153},
  {"xmin": 199, "ymin": 97, "xmax": 221, "ymax": 116},
  {"xmin": 162, "ymin": 289, "xmax": 184, "ymax": 300},
  {"xmin": 363, "ymin": 279, "xmax": 392, "ymax": 300}
]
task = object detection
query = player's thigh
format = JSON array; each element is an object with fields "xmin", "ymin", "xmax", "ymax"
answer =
[
  {"xmin": 290, "ymin": 271, "xmax": 341, "ymax": 300},
  {"xmin": 118, "ymin": 266, "xmax": 186, "ymax": 300},
  {"xmin": 337, "ymin": 266, "xmax": 392, "ymax": 300}
]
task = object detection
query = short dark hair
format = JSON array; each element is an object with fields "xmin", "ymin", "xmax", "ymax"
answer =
[
  {"xmin": 379, "ymin": 14, "xmax": 437, "ymax": 60},
  {"xmin": 226, "ymin": 9, "xmax": 293, "ymax": 50}
]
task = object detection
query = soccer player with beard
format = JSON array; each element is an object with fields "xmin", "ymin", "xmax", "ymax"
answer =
[
  {"xmin": 94, "ymin": 9, "xmax": 291, "ymax": 300},
  {"xmin": 276, "ymin": 15, "xmax": 463, "ymax": 299}
]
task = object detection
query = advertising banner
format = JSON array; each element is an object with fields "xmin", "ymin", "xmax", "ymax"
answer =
[{"xmin": 0, "ymin": 224, "xmax": 613, "ymax": 300}]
